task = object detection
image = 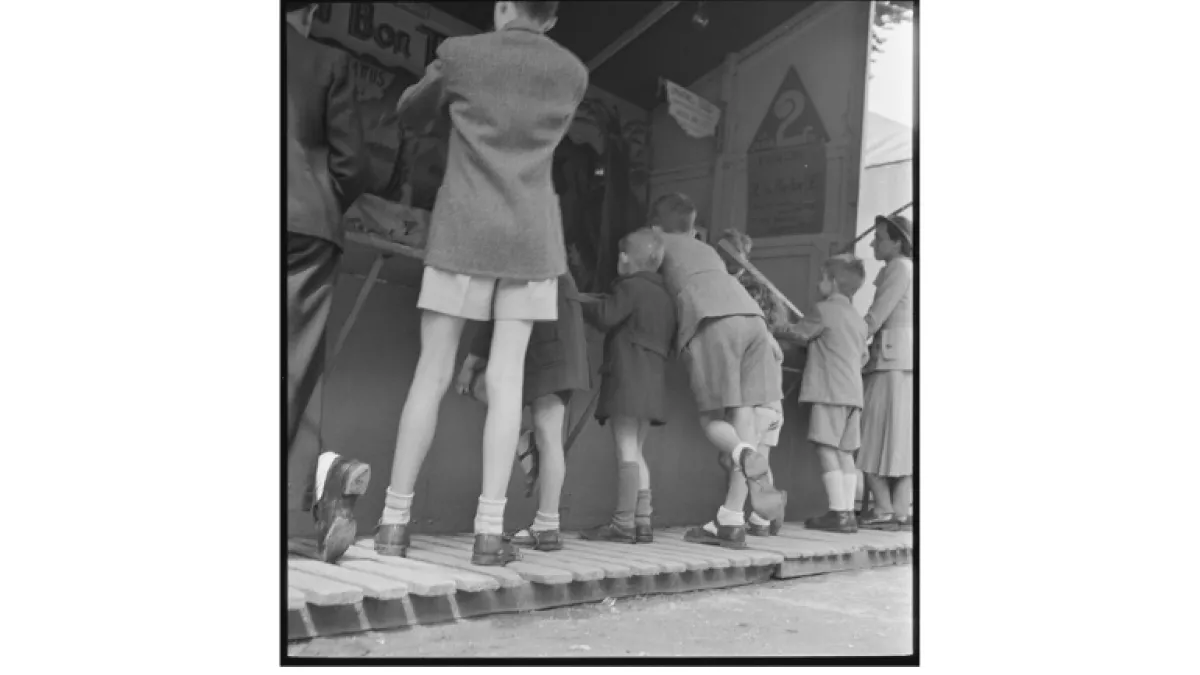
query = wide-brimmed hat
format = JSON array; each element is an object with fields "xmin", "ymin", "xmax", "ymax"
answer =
[{"xmin": 876, "ymin": 213, "xmax": 914, "ymax": 248}]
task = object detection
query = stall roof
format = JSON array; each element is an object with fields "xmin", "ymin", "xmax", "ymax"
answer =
[
  {"xmin": 863, "ymin": 112, "xmax": 912, "ymax": 168},
  {"xmin": 432, "ymin": 1, "xmax": 816, "ymax": 110}
]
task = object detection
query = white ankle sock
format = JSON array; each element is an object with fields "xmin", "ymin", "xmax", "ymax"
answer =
[
  {"xmin": 380, "ymin": 489, "xmax": 414, "ymax": 525},
  {"xmin": 474, "ymin": 497, "xmax": 507, "ymax": 535},
  {"xmin": 748, "ymin": 512, "xmax": 771, "ymax": 527},
  {"xmin": 314, "ymin": 451, "xmax": 338, "ymax": 500},
  {"xmin": 717, "ymin": 505, "xmax": 745, "ymax": 527},
  {"xmin": 821, "ymin": 471, "xmax": 844, "ymax": 513},
  {"xmin": 730, "ymin": 443, "xmax": 754, "ymax": 469},
  {"xmin": 531, "ymin": 510, "xmax": 560, "ymax": 532},
  {"xmin": 841, "ymin": 471, "xmax": 859, "ymax": 512}
]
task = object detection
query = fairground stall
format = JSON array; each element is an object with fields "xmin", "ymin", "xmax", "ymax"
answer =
[{"xmin": 286, "ymin": 2, "xmax": 910, "ymax": 639}]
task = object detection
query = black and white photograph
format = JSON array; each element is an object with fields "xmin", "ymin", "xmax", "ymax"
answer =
[{"xmin": 283, "ymin": 0, "xmax": 915, "ymax": 661}]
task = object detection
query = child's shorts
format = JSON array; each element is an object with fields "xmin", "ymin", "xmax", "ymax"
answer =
[
  {"xmin": 808, "ymin": 403, "xmax": 861, "ymax": 451},
  {"xmin": 681, "ymin": 315, "xmax": 784, "ymax": 413},
  {"xmin": 418, "ymin": 266, "xmax": 558, "ymax": 322},
  {"xmin": 754, "ymin": 400, "xmax": 784, "ymax": 447}
]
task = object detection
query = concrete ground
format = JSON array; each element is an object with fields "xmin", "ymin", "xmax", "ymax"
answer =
[{"xmin": 288, "ymin": 566, "xmax": 913, "ymax": 658}]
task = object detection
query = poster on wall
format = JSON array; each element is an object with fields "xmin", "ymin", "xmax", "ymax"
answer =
[
  {"xmin": 746, "ymin": 66, "xmax": 829, "ymax": 238},
  {"xmin": 306, "ymin": 3, "xmax": 454, "ymax": 244},
  {"xmin": 661, "ymin": 79, "xmax": 721, "ymax": 139}
]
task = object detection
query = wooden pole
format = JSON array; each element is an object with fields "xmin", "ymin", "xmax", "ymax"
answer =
[
  {"xmin": 838, "ymin": 201, "xmax": 913, "ymax": 255},
  {"xmin": 586, "ymin": 2, "xmax": 682, "ymax": 72},
  {"xmin": 717, "ymin": 238, "xmax": 805, "ymax": 319}
]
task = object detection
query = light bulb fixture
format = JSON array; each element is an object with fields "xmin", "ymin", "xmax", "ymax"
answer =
[{"xmin": 692, "ymin": 2, "xmax": 709, "ymax": 29}]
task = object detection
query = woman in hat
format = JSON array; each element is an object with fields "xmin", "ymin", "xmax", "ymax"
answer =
[{"xmin": 857, "ymin": 214, "xmax": 915, "ymax": 531}]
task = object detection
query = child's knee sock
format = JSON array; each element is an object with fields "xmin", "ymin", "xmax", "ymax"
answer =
[
  {"xmin": 821, "ymin": 470, "xmax": 845, "ymax": 512},
  {"xmin": 473, "ymin": 496, "xmax": 506, "ymax": 535},
  {"xmin": 841, "ymin": 470, "xmax": 859, "ymax": 512},
  {"xmin": 380, "ymin": 488, "xmax": 414, "ymax": 526},
  {"xmin": 613, "ymin": 462, "xmax": 640, "ymax": 529},
  {"xmin": 531, "ymin": 510, "xmax": 560, "ymax": 533},
  {"xmin": 635, "ymin": 489, "xmax": 653, "ymax": 526}
]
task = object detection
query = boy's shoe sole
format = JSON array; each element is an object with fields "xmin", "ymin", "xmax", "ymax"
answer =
[
  {"xmin": 313, "ymin": 457, "xmax": 371, "ymax": 563},
  {"xmin": 683, "ymin": 525, "xmax": 748, "ymax": 549}
]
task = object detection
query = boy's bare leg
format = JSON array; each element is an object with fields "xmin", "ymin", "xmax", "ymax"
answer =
[
  {"xmin": 480, "ymin": 318, "xmax": 534, "ymax": 501},
  {"xmin": 530, "ymin": 393, "xmax": 566, "ymax": 529},
  {"xmin": 635, "ymin": 419, "xmax": 652, "ymax": 491},
  {"xmin": 386, "ymin": 310, "xmax": 467, "ymax": 495}
]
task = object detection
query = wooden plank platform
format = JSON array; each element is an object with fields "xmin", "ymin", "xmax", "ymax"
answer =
[{"xmin": 286, "ymin": 525, "xmax": 912, "ymax": 641}]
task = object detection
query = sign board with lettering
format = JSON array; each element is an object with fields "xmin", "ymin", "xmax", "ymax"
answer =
[
  {"xmin": 746, "ymin": 67, "xmax": 828, "ymax": 237},
  {"xmin": 662, "ymin": 79, "xmax": 721, "ymax": 139},
  {"xmin": 307, "ymin": 3, "xmax": 453, "ymax": 210}
]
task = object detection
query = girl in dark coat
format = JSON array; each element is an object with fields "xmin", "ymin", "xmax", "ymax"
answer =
[
  {"xmin": 578, "ymin": 229, "xmax": 677, "ymax": 543},
  {"xmin": 455, "ymin": 271, "xmax": 592, "ymax": 552}
]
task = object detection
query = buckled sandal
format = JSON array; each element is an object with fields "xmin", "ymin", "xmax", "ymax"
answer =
[
  {"xmin": 580, "ymin": 522, "xmax": 636, "ymax": 544},
  {"xmin": 374, "ymin": 522, "xmax": 411, "ymax": 556},
  {"xmin": 472, "ymin": 533, "xmax": 522, "ymax": 566},
  {"xmin": 505, "ymin": 527, "xmax": 564, "ymax": 552},
  {"xmin": 683, "ymin": 523, "xmax": 748, "ymax": 550}
]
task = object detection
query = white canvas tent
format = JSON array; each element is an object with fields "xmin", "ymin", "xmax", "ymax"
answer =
[{"xmin": 853, "ymin": 111, "xmax": 913, "ymax": 316}]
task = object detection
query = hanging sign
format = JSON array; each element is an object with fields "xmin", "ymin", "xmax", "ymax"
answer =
[
  {"xmin": 662, "ymin": 79, "xmax": 721, "ymax": 139},
  {"xmin": 746, "ymin": 67, "xmax": 828, "ymax": 237}
]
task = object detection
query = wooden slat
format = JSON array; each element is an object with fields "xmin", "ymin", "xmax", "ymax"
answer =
[
  {"xmin": 653, "ymin": 529, "xmax": 779, "ymax": 568},
  {"xmin": 383, "ymin": 539, "xmax": 529, "ymax": 588},
  {"xmin": 630, "ymin": 537, "xmax": 736, "ymax": 569},
  {"xmin": 340, "ymin": 544, "xmax": 499, "ymax": 593},
  {"xmin": 411, "ymin": 535, "xmax": 574, "ymax": 585},
  {"xmin": 569, "ymin": 539, "xmax": 692, "ymax": 573},
  {"xmin": 531, "ymin": 545, "xmax": 643, "ymax": 578},
  {"xmin": 287, "ymin": 587, "xmax": 308, "ymax": 611},
  {"xmin": 291, "ymin": 539, "xmax": 459, "ymax": 596},
  {"xmin": 562, "ymin": 539, "xmax": 674, "ymax": 575},
  {"xmin": 775, "ymin": 526, "xmax": 875, "ymax": 551},
  {"xmin": 442, "ymin": 535, "xmax": 608, "ymax": 581},
  {"xmin": 743, "ymin": 536, "xmax": 843, "ymax": 561},
  {"xmin": 287, "ymin": 569, "xmax": 364, "ymax": 606},
  {"xmin": 289, "ymin": 559, "xmax": 409, "ymax": 601},
  {"xmin": 745, "ymin": 531, "xmax": 842, "ymax": 556}
]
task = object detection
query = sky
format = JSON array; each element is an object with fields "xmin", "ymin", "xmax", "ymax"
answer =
[{"xmin": 867, "ymin": 22, "xmax": 914, "ymax": 125}]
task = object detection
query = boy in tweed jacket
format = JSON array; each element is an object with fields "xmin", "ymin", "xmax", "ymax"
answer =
[{"xmin": 375, "ymin": 1, "xmax": 588, "ymax": 567}]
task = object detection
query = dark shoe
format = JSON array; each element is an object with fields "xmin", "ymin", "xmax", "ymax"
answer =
[
  {"xmin": 374, "ymin": 522, "xmax": 411, "ymax": 556},
  {"xmin": 739, "ymin": 449, "xmax": 785, "ymax": 522},
  {"xmin": 505, "ymin": 528, "xmax": 564, "ymax": 551},
  {"xmin": 580, "ymin": 522, "xmax": 636, "ymax": 544},
  {"xmin": 684, "ymin": 524, "xmax": 748, "ymax": 549},
  {"xmin": 312, "ymin": 455, "xmax": 371, "ymax": 563},
  {"xmin": 634, "ymin": 522, "xmax": 654, "ymax": 543},
  {"xmin": 770, "ymin": 490, "xmax": 788, "ymax": 535},
  {"xmin": 747, "ymin": 520, "xmax": 772, "ymax": 537},
  {"xmin": 472, "ymin": 534, "xmax": 521, "ymax": 566},
  {"xmin": 805, "ymin": 510, "xmax": 855, "ymax": 533},
  {"xmin": 842, "ymin": 511, "xmax": 859, "ymax": 533},
  {"xmin": 858, "ymin": 509, "xmax": 901, "ymax": 531}
]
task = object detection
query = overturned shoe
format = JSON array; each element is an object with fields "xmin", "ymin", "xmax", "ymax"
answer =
[
  {"xmin": 580, "ymin": 522, "xmax": 636, "ymax": 544},
  {"xmin": 805, "ymin": 510, "xmax": 856, "ymax": 533},
  {"xmin": 312, "ymin": 454, "xmax": 371, "ymax": 563},
  {"xmin": 634, "ymin": 521, "xmax": 654, "ymax": 544},
  {"xmin": 472, "ymin": 533, "xmax": 521, "ymax": 566},
  {"xmin": 747, "ymin": 520, "xmax": 772, "ymax": 537},
  {"xmin": 505, "ymin": 528, "xmax": 564, "ymax": 552},
  {"xmin": 374, "ymin": 522, "xmax": 411, "ymax": 557},
  {"xmin": 684, "ymin": 523, "xmax": 748, "ymax": 549}
]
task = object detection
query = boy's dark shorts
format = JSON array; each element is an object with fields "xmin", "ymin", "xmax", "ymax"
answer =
[{"xmin": 680, "ymin": 314, "xmax": 783, "ymax": 413}]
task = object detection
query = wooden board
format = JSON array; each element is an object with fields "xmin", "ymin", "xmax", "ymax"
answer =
[
  {"xmin": 408, "ymin": 535, "xmax": 571, "ymax": 583},
  {"xmin": 288, "ymin": 587, "xmax": 308, "ymax": 611},
  {"xmin": 567, "ymin": 538, "xmax": 691, "ymax": 573},
  {"xmin": 384, "ymin": 539, "xmax": 528, "ymax": 588},
  {"xmin": 291, "ymin": 538, "xmax": 459, "ymax": 596},
  {"xmin": 442, "ymin": 535, "xmax": 608, "ymax": 582},
  {"xmin": 341, "ymin": 546, "xmax": 500, "ymax": 593},
  {"xmin": 289, "ymin": 559, "xmax": 409, "ymax": 601},
  {"xmin": 287, "ymin": 569, "xmax": 364, "ymax": 606},
  {"xmin": 654, "ymin": 529, "xmax": 785, "ymax": 568}
]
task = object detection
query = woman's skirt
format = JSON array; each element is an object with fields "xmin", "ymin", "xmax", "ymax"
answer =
[{"xmin": 855, "ymin": 370, "xmax": 913, "ymax": 477}]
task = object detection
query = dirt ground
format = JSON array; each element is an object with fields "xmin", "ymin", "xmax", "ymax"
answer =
[{"xmin": 288, "ymin": 566, "xmax": 913, "ymax": 658}]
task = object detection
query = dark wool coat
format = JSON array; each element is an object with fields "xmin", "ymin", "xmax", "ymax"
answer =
[
  {"xmin": 581, "ymin": 272, "xmax": 677, "ymax": 425},
  {"xmin": 469, "ymin": 272, "xmax": 591, "ymax": 405}
]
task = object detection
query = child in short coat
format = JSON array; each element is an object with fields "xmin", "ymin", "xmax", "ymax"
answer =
[
  {"xmin": 786, "ymin": 254, "xmax": 870, "ymax": 534},
  {"xmin": 577, "ymin": 228, "xmax": 677, "ymax": 544}
]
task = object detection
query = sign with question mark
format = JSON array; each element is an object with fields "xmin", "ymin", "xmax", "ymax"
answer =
[{"xmin": 746, "ymin": 67, "xmax": 829, "ymax": 237}]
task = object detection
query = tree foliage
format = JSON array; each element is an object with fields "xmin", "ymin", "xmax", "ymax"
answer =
[{"xmin": 871, "ymin": 1, "xmax": 914, "ymax": 62}]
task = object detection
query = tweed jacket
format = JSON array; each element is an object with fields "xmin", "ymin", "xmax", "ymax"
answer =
[
  {"xmin": 658, "ymin": 232, "xmax": 764, "ymax": 350},
  {"xmin": 796, "ymin": 294, "xmax": 869, "ymax": 408},
  {"xmin": 395, "ymin": 19, "xmax": 588, "ymax": 280}
]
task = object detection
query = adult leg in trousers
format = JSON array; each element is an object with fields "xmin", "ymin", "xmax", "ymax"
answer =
[{"xmin": 287, "ymin": 234, "xmax": 371, "ymax": 562}]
